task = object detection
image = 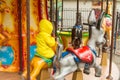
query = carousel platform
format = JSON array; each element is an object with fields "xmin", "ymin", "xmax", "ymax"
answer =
[
  {"xmin": 0, "ymin": 72, "xmax": 24, "ymax": 80},
  {"xmin": 0, "ymin": 58, "xmax": 119, "ymax": 80},
  {"xmin": 65, "ymin": 58, "xmax": 120, "ymax": 80}
]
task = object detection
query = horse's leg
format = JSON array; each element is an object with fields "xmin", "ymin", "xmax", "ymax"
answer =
[
  {"xmin": 30, "ymin": 57, "xmax": 48, "ymax": 80},
  {"xmin": 93, "ymin": 62, "xmax": 102, "ymax": 77},
  {"xmin": 54, "ymin": 55, "xmax": 77, "ymax": 80},
  {"xmin": 83, "ymin": 63, "xmax": 90, "ymax": 74}
]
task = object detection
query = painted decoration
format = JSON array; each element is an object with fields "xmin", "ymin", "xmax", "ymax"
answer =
[
  {"xmin": 0, "ymin": 0, "xmax": 20, "ymax": 72},
  {"xmin": 0, "ymin": 0, "xmax": 48, "ymax": 72},
  {"xmin": 30, "ymin": 45, "xmax": 36, "ymax": 60},
  {"xmin": 0, "ymin": 46, "xmax": 14, "ymax": 65}
]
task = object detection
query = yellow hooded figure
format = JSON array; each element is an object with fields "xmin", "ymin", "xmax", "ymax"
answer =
[
  {"xmin": 35, "ymin": 19, "xmax": 56, "ymax": 59},
  {"xmin": 22, "ymin": 19, "xmax": 56, "ymax": 80}
]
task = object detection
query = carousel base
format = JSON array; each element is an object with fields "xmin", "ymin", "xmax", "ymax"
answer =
[
  {"xmin": 0, "ymin": 72, "xmax": 24, "ymax": 80},
  {"xmin": 0, "ymin": 59, "xmax": 119, "ymax": 80},
  {"xmin": 65, "ymin": 58, "xmax": 120, "ymax": 80}
]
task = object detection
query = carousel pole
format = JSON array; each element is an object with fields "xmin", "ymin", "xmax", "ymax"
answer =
[
  {"xmin": 26, "ymin": 0, "xmax": 30, "ymax": 80},
  {"xmin": 101, "ymin": 0, "xmax": 104, "ymax": 11},
  {"xmin": 76, "ymin": 0, "xmax": 79, "ymax": 25},
  {"xmin": 106, "ymin": 0, "xmax": 116, "ymax": 79},
  {"xmin": 72, "ymin": 0, "xmax": 83, "ymax": 80},
  {"xmin": 106, "ymin": 0, "xmax": 109, "ymax": 13},
  {"xmin": 50, "ymin": 0, "xmax": 53, "ymax": 22},
  {"xmin": 61, "ymin": 0, "xmax": 63, "ymax": 30},
  {"xmin": 114, "ymin": 12, "xmax": 119, "ymax": 54},
  {"xmin": 18, "ymin": 0, "xmax": 23, "ymax": 73},
  {"xmin": 55, "ymin": 0, "xmax": 58, "ymax": 38}
]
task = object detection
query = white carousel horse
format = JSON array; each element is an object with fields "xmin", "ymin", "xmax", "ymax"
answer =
[{"xmin": 52, "ymin": 10, "xmax": 106, "ymax": 80}]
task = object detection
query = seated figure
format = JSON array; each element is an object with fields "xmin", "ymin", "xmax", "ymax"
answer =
[{"xmin": 22, "ymin": 19, "xmax": 56, "ymax": 80}]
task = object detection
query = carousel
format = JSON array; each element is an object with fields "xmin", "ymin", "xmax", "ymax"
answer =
[{"xmin": 0, "ymin": 0, "xmax": 119, "ymax": 80}]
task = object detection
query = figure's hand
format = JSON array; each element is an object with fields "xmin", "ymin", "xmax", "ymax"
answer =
[
  {"xmin": 51, "ymin": 33, "xmax": 55, "ymax": 38},
  {"xmin": 52, "ymin": 42, "xmax": 58, "ymax": 53}
]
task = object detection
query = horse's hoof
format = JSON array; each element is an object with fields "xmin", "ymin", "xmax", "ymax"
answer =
[
  {"xmin": 95, "ymin": 66, "xmax": 101, "ymax": 77},
  {"xmin": 95, "ymin": 70, "xmax": 101, "ymax": 77},
  {"xmin": 95, "ymin": 74, "xmax": 101, "ymax": 77},
  {"xmin": 83, "ymin": 68, "xmax": 90, "ymax": 74}
]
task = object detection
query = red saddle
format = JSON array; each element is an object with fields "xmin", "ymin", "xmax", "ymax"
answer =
[{"xmin": 66, "ymin": 46, "xmax": 93, "ymax": 63}]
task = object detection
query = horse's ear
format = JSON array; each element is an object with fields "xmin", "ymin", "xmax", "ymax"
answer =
[
  {"xmin": 96, "ymin": 11, "xmax": 105, "ymax": 30},
  {"xmin": 88, "ymin": 9, "xmax": 96, "ymax": 25}
]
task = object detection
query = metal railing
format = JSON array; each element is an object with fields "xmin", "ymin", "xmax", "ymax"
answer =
[
  {"xmin": 58, "ymin": 8, "xmax": 120, "ymax": 31},
  {"xmin": 58, "ymin": 8, "xmax": 91, "ymax": 30}
]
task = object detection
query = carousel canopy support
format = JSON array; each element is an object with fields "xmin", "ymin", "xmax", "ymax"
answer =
[
  {"xmin": 101, "ymin": 0, "xmax": 104, "ymax": 11},
  {"xmin": 106, "ymin": 0, "xmax": 116, "ymax": 79},
  {"xmin": 61, "ymin": 0, "xmax": 64, "ymax": 30},
  {"xmin": 76, "ymin": 0, "xmax": 79, "ymax": 25},
  {"xmin": 106, "ymin": 0, "xmax": 109, "ymax": 14},
  {"xmin": 50, "ymin": 0, "xmax": 54, "ymax": 22},
  {"xmin": 26, "ymin": 0, "xmax": 30, "ymax": 80},
  {"xmin": 55, "ymin": 0, "xmax": 58, "ymax": 38},
  {"xmin": 18, "ymin": 0, "xmax": 23, "ymax": 73}
]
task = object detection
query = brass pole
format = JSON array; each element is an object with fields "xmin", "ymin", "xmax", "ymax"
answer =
[
  {"xmin": 101, "ymin": 0, "xmax": 104, "ymax": 11},
  {"xmin": 61, "ymin": 0, "xmax": 63, "ymax": 29},
  {"xmin": 76, "ymin": 0, "xmax": 79, "ymax": 25},
  {"xmin": 55, "ymin": 0, "xmax": 58, "ymax": 38},
  {"xmin": 106, "ymin": 0, "xmax": 109, "ymax": 13},
  {"xmin": 18, "ymin": 0, "xmax": 23, "ymax": 73},
  {"xmin": 106, "ymin": 0, "xmax": 116, "ymax": 79},
  {"xmin": 26, "ymin": 0, "xmax": 30, "ymax": 80},
  {"xmin": 50, "ymin": 0, "xmax": 53, "ymax": 22}
]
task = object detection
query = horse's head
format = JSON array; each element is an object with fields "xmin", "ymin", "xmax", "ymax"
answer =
[
  {"xmin": 88, "ymin": 9, "xmax": 106, "ymax": 47},
  {"xmin": 92, "ymin": 27, "xmax": 106, "ymax": 45}
]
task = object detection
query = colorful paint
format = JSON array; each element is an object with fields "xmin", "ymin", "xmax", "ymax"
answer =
[
  {"xmin": 0, "ymin": 0, "xmax": 48, "ymax": 72},
  {"xmin": 0, "ymin": 0, "xmax": 19, "ymax": 72}
]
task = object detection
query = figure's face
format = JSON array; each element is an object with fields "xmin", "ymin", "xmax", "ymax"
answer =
[{"xmin": 105, "ymin": 17, "xmax": 112, "ymax": 27}]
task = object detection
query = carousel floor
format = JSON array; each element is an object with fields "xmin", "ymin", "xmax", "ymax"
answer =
[
  {"xmin": 65, "ymin": 58, "xmax": 120, "ymax": 80},
  {"xmin": 0, "ymin": 58, "xmax": 119, "ymax": 80},
  {"xmin": 0, "ymin": 72, "xmax": 24, "ymax": 80}
]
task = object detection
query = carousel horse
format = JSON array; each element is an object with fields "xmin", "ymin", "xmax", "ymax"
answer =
[
  {"xmin": 102, "ymin": 14, "xmax": 112, "ymax": 47},
  {"xmin": 102, "ymin": 2, "xmax": 112, "ymax": 47},
  {"xmin": 52, "ymin": 10, "xmax": 106, "ymax": 80}
]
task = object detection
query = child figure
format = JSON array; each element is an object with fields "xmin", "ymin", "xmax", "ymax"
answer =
[{"xmin": 22, "ymin": 19, "xmax": 56, "ymax": 80}]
